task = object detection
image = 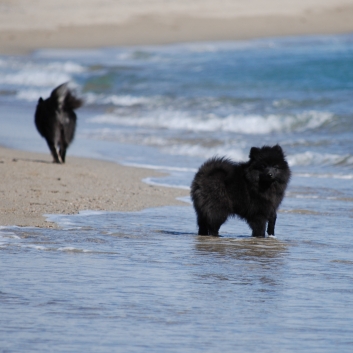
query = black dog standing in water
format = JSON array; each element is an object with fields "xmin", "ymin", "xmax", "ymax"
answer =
[
  {"xmin": 35, "ymin": 82, "xmax": 83, "ymax": 163},
  {"xmin": 191, "ymin": 145, "xmax": 291, "ymax": 237}
]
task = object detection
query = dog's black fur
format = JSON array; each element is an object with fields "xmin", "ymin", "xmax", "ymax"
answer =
[
  {"xmin": 191, "ymin": 145, "xmax": 291, "ymax": 237},
  {"xmin": 34, "ymin": 82, "xmax": 83, "ymax": 163}
]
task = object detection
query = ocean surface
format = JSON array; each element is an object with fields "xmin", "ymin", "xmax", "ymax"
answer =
[{"xmin": 1, "ymin": 34, "xmax": 353, "ymax": 352}]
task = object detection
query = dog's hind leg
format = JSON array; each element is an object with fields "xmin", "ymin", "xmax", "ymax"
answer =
[
  {"xmin": 208, "ymin": 224, "xmax": 221, "ymax": 236},
  {"xmin": 207, "ymin": 214, "xmax": 227, "ymax": 236},
  {"xmin": 59, "ymin": 147, "xmax": 67, "ymax": 163},
  {"xmin": 197, "ymin": 213, "xmax": 225, "ymax": 236},
  {"xmin": 248, "ymin": 217, "xmax": 267, "ymax": 237},
  {"xmin": 59, "ymin": 127, "xmax": 68, "ymax": 163},
  {"xmin": 197, "ymin": 214, "xmax": 209, "ymax": 236},
  {"xmin": 46, "ymin": 139, "xmax": 61, "ymax": 163}
]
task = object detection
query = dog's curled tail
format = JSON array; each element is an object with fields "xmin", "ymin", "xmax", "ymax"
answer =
[
  {"xmin": 64, "ymin": 90, "xmax": 83, "ymax": 110},
  {"xmin": 50, "ymin": 82, "xmax": 83, "ymax": 111}
]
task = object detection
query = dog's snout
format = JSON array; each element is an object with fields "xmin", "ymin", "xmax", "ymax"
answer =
[{"xmin": 266, "ymin": 167, "xmax": 275, "ymax": 179}]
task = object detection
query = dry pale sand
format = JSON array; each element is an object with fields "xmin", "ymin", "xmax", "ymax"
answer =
[
  {"xmin": 0, "ymin": 146, "xmax": 188, "ymax": 228},
  {"xmin": 0, "ymin": 0, "xmax": 353, "ymax": 54}
]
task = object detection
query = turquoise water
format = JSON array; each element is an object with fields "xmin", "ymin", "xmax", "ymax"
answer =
[{"xmin": 1, "ymin": 34, "xmax": 353, "ymax": 352}]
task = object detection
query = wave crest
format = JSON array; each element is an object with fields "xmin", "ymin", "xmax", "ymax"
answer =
[{"xmin": 89, "ymin": 110, "xmax": 333, "ymax": 134}]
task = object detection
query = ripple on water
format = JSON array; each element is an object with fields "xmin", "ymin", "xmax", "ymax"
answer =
[{"xmin": 1, "ymin": 204, "xmax": 353, "ymax": 352}]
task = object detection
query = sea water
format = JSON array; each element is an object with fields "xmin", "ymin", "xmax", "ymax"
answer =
[{"xmin": 0, "ymin": 34, "xmax": 353, "ymax": 352}]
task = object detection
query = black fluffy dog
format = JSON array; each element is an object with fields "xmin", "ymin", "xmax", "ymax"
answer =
[
  {"xmin": 35, "ymin": 82, "xmax": 83, "ymax": 163},
  {"xmin": 191, "ymin": 145, "xmax": 291, "ymax": 237}
]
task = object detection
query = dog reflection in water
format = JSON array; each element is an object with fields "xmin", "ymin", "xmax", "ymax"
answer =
[{"xmin": 34, "ymin": 82, "xmax": 83, "ymax": 163}]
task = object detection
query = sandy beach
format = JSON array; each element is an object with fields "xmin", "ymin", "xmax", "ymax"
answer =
[
  {"xmin": 0, "ymin": 0, "xmax": 353, "ymax": 54},
  {"xmin": 1, "ymin": 0, "xmax": 352, "ymax": 228},
  {"xmin": 0, "ymin": 146, "xmax": 188, "ymax": 228}
]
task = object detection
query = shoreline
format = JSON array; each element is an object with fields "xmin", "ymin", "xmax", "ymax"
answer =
[
  {"xmin": 0, "ymin": 146, "xmax": 189, "ymax": 228},
  {"xmin": 1, "ymin": 6, "xmax": 353, "ymax": 54},
  {"xmin": 1, "ymin": 0, "xmax": 352, "ymax": 228}
]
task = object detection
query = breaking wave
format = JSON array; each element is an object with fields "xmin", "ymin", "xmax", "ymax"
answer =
[
  {"xmin": 84, "ymin": 93, "xmax": 150, "ymax": 106},
  {"xmin": 288, "ymin": 151, "xmax": 353, "ymax": 168},
  {"xmin": 88, "ymin": 110, "xmax": 333, "ymax": 134}
]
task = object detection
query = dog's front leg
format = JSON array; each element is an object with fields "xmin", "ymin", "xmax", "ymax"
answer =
[{"xmin": 267, "ymin": 212, "xmax": 277, "ymax": 236}]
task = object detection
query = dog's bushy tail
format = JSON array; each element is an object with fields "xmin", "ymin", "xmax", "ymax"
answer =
[
  {"xmin": 50, "ymin": 82, "xmax": 83, "ymax": 111},
  {"xmin": 64, "ymin": 90, "xmax": 83, "ymax": 110}
]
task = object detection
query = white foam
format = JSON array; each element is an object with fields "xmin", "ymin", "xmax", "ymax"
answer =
[
  {"xmin": 292, "ymin": 194, "xmax": 319, "ymax": 199},
  {"xmin": 142, "ymin": 177, "xmax": 190, "ymax": 190},
  {"xmin": 16, "ymin": 88, "xmax": 53, "ymax": 101},
  {"xmin": 122, "ymin": 162, "xmax": 197, "ymax": 173},
  {"xmin": 0, "ymin": 230, "xmax": 21, "ymax": 250},
  {"xmin": 177, "ymin": 195, "xmax": 193, "ymax": 204},
  {"xmin": 44, "ymin": 214, "xmax": 76, "ymax": 228},
  {"xmin": 17, "ymin": 81, "xmax": 80, "ymax": 101},
  {"xmin": 78, "ymin": 210, "xmax": 106, "ymax": 216},
  {"xmin": 0, "ymin": 70, "xmax": 71, "ymax": 87},
  {"xmin": 0, "ymin": 230, "xmax": 20, "ymax": 239},
  {"xmin": 295, "ymin": 173, "xmax": 353, "ymax": 180},
  {"xmin": 0, "ymin": 61, "xmax": 84, "ymax": 94},
  {"xmin": 88, "ymin": 110, "xmax": 333, "ymax": 134},
  {"xmin": 34, "ymin": 49, "xmax": 104, "ymax": 59},
  {"xmin": 24, "ymin": 245, "xmax": 47, "ymax": 251},
  {"xmin": 164, "ymin": 144, "xmax": 246, "ymax": 160},
  {"xmin": 45, "ymin": 62, "xmax": 85, "ymax": 74},
  {"xmin": 57, "ymin": 247, "xmax": 92, "ymax": 253},
  {"xmin": 288, "ymin": 152, "xmax": 353, "ymax": 167},
  {"xmin": 0, "ymin": 59, "xmax": 84, "ymax": 73},
  {"xmin": 0, "ymin": 233, "xmax": 21, "ymax": 239},
  {"xmin": 84, "ymin": 93, "xmax": 150, "ymax": 106}
]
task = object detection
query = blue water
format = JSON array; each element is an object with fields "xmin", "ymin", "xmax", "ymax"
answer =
[{"xmin": 1, "ymin": 34, "xmax": 353, "ymax": 352}]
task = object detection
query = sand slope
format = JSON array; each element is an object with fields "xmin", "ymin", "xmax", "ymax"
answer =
[
  {"xmin": 1, "ymin": 0, "xmax": 353, "ymax": 53},
  {"xmin": 0, "ymin": 147, "xmax": 188, "ymax": 228}
]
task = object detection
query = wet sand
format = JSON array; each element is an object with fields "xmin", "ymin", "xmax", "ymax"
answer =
[
  {"xmin": 0, "ymin": 0, "xmax": 353, "ymax": 54},
  {"xmin": 0, "ymin": 147, "xmax": 188, "ymax": 228}
]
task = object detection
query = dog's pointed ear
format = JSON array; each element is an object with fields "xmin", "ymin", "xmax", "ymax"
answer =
[
  {"xmin": 273, "ymin": 144, "xmax": 284, "ymax": 156},
  {"xmin": 249, "ymin": 147, "xmax": 260, "ymax": 160},
  {"xmin": 38, "ymin": 97, "xmax": 43, "ymax": 103}
]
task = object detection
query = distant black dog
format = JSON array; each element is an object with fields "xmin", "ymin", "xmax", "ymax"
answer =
[
  {"xmin": 191, "ymin": 145, "xmax": 291, "ymax": 237},
  {"xmin": 35, "ymin": 82, "xmax": 83, "ymax": 163}
]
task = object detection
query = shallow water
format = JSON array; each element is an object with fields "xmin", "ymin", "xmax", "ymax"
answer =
[
  {"xmin": 1, "ymin": 204, "xmax": 353, "ymax": 352},
  {"xmin": 1, "ymin": 34, "xmax": 353, "ymax": 352}
]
